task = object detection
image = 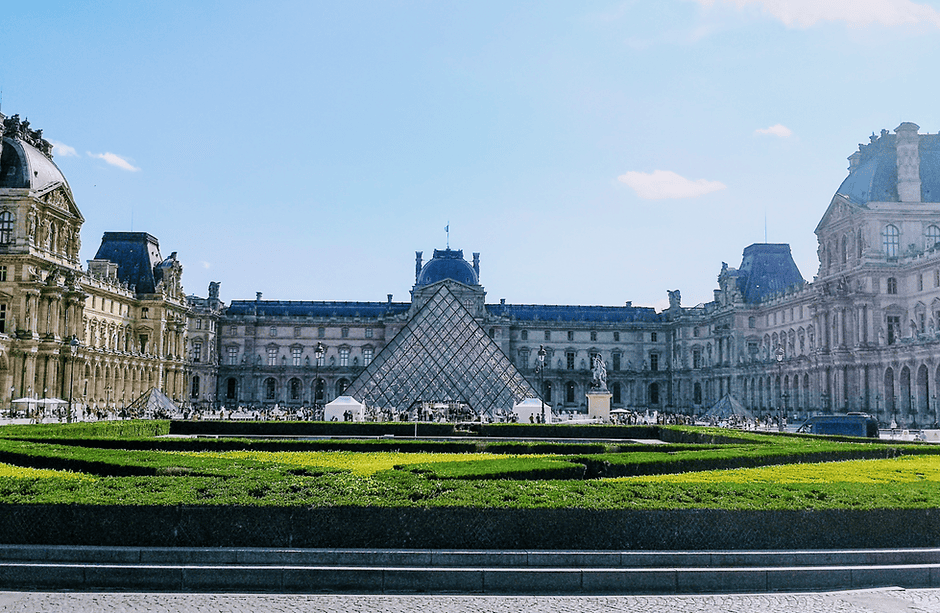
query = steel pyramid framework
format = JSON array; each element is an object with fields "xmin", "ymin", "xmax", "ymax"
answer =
[{"xmin": 344, "ymin": 284, "xmax": 538, "ymax": 416}]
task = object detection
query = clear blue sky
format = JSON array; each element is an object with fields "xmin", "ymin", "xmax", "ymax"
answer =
[{"xmin": 4, "ymin": 1, "xmax": 940, "ymax": 310}]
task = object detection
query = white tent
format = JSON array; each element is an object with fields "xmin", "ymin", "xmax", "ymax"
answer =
[
  {"xmin": 512, "ymin": 397, "xmax": 552, "ymax": 423},
  {"xmin": 324, "ymin": 396, "xmax": 365, "ymax": 422}
]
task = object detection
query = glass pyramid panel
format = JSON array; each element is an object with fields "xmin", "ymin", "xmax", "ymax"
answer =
[{"xmin": 345, "ymin": 285, "xmax": 537, "ymax": 416}]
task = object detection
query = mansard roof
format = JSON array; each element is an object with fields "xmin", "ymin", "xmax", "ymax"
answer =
[
  {"xmin": 735, "ymin": 243, "xmax": 805, "ymax": 304},
  {"xmin": 837, "ymin": 126, "xmax": 940, "ymax": 204},
  {"xmin": 485, "ymin": 303, "xmax": 662, "ymax": 323},
  {"xmin": 225, "ymin": 300, "xmax": 410, "ymax": 319},
  {"xmin": 92, "ymin": 232, "xmax": 164, "ymax": 295},
  {"xmin": 1, "ymin": 114, "xmax": 69, "ymax": 196}
]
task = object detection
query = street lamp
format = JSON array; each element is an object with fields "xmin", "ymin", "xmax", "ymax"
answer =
[
  {"xmin": 67, "ymin": 336, "xmax": 80, "ymax": 423},
  {"xmin": 536, "ymin": 345, "xmax": 546, "ymax": 424},
  {"xmin": 315, "ymin": 342, "xmax": 324, "ymax": 419},
  {"xmin": 8, "ymin": 386, "xmax": 13, "ymax": 419},
  {"xmin": 774, "ymin": 345, "xmax": 784, "ymax": 431}
]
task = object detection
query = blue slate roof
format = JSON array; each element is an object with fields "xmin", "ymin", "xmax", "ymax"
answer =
[
  {"xmin": 225, "ymin": 300, "xmax": 411, "ymax": 318},
  {"xmin": 415, "ymin": 249, "xmax": 478, "ymax": 287},
  {"xmin": 837, "ymin": 131, "xmax": 940, "ymax": 204},
  {"xmin": 93, "ymin": 232, "xmax": 164, "ymax": 294},
  {"xmin": 485, "ymin": 303, "xmax": 662, "ymax": 323},
  {"xmin": 736, "ymin": 243, "xmax": 805, "ymax": 303}
]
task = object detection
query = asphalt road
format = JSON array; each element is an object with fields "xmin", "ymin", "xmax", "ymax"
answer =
[{"xmin": 0, "ymin": 588, "xmax": 938, "ymax": 612}]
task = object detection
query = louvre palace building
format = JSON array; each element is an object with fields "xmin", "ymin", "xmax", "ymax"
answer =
[
  {"xmin": 0, "ymin": 112, "xmax": 188, "ymax": 413},
  {"xmin": 6, "ymin": 109, "xmax": 940, "ymax": 427}
]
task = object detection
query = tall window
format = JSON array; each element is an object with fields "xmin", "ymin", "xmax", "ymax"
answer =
[
  {"xmin": 266, "ymin": 347, "xmax": 278, "ymax": 366},
  {"xmin": 927, "ymin": 225, "xmax": 940, "ymax": 250},
  {"xmin": 230, "ymin": 325, "xmax": 237, "ymax": 335},
  {"xmin": 649, "ymin": 382, "xmax": 660, "ymax": 404},
  {"xmin": 294, "ymin": 327, "xmax": 301, "ymax": 338},
  {"xmin": 651, "ymin": 332, "xmax": 658, "ymax": 342},
  {"xmin": 887, "ymin": 277, "xmax": 898, "ymax": 294},
  {"xmin": 340, "ymin": 348, "xmax": 349, "ymax": 367},
  {"xmin": 191, "ymin": 375, "xmax": 200, "ymax": 398},
  {"xmin": 0, "ymin": 212, "xmax": 13, "ymax": 244},
  {"xmin": 565, "ymin": 381, "xmax": 575, "ymax": 404},
  {"xmin": 195, "ymin": 319, "xmax": 202, "ymax": 330},
  {"xmin": 341, "ymin": 327, "xmax": 349, "ymax": 338},
  {"xmin": 520, "ymin": 330, "xmax": 528, "ymax": 341},
  {"xmin": 884, "ymin": 224, "xmax": 900, "ymax": 259},
  {"xmin": 612, "ymin": 382, "xmax": 622, "ymax": 404},
  {"xmin": 612, "ymin": 353, "xmax": 621, "ymax": 371},
  {"xmin": 614, "ymin": 331, "xmax": 620, "ymax": 341},
  {"xmin": 590, "ymin": 331, "xmax": 597, "ymax": 341},
  {"xmin": 291, "ymin": 347, "xmax": 302, "ymax": 366},
  {"xmin": 650, "ymin": 353, "xmax": 659, "ymax": 371},
  {"xmin": 567, "ymin": 331, "xmax": 574, "ymax": 341},
  {"xmin": 365, "ymin": 327, "xmax": 373, "ymax": 338},
  {"xmin": 0, "ymin": 303, "xmax": 6, "ymax": 334},
  {"xmin": 544, "ymin": 330, "xmax": 551, "ymax": 341},
  {"xmin": 265, "ymin": 378, "xmax": 277, "ymax": 400},
  {"xmin": 566, "ymin": 351, "xmax": 575, "ymax": 370},
  {"xmin": 269, "ymin": 326, "xmax": 277, "ymax": 337},
  {"xmin": 693, "ymin": 348, "xmax": 701, "ymax": 369},
  {"xmin": 0, "ymin": 266, "xmax": 7, "ymax": 282},
  {"xmin": 227, "ymin": 347, "xmax": 238, "ymax": 365},
  {"xmin": 363, "ymin": 347, "xmax": 373, "ymax": 366},
  {"xmin": 192, "ymin": 341, "xmax": 202, "ymax": 363},
  {"xmin": 290, "ymin": 378, "xmax": 301, "ymax": 401},
  {"xmin": 887, "ymin": 315, "xmax": 901, "ymax": 344}
]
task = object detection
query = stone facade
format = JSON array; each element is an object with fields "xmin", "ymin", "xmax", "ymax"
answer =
[{"xmin": 0, "ymin": 113, "xmax": 188, "ymax": 414}]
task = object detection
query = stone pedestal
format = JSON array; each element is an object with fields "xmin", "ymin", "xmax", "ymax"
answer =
[{"xmin": 586, "ymin": 391, "xmax": 612, "ymax": 421}]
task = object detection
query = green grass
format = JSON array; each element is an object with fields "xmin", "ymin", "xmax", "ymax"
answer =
[{"xmin": 1, "ymin": 421, "xmax": 940, "ymax": 510}]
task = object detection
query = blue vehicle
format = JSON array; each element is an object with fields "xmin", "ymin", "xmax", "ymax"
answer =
[{"xmin": 796, "ymin": 413, "xmax": 879, "ymax": 438}]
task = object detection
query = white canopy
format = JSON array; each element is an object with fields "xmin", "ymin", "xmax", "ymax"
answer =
[
  {"xmin": 324, "ymin": 395, "xmax": 364, "ymax": 422},
  {"xmin": 512, "ymin": 397, "xmax": 552, "ymax": 422}
]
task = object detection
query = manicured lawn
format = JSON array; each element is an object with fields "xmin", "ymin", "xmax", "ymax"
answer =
[{"xmin": 1, "ymin": 420, "xmax": 939, "ymax": 510}]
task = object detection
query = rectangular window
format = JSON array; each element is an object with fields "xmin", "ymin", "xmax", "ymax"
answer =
[
  {"xmin": 292, "ymin": 347, "xmax": 302, "ymax": 366},
  {"xmin": 192, "ymin": 342, "xmax": 202, "ymax": 363},
  {"xmin": 920, "ymin": 313, "xmax": 926, "ymax": 334},
  {"xmin": 363, "ymin": 347, "xmax": 373, "ymax": 366},
  {"xmin": 566, "ymin": 351, "xmax": 575, "ymax": 370},
  {"xmin": 919, "ymin": 274, "xmax": 924, "ymax": 291},
  {"xmin": 590, "ymin": 331, "xmax": 597, "ymax": 341},
  {"xmin": 0, "ymin": 266, "xmax": 7, "ymax": 282},
  {"xmin": 365, "ymin": 327, "xmax": 373, "ymax": 338},
  {"xmin": 267, "ymin": 347, "xmax": 278, "ymax": 366},
  {"xmin": 0, "ymin": 303, "xmax": 6, "ymax": 334},
  {"xmin": 936, "ymin": 269, "xmax": 940, "ymax": 287},
  {"xmin": 693, "ymin": 349, "xmax": 701, "ymax": 369},
  {"xmin": 141, "ymin": 307, "xmax": 149, "ymax": 319},
  {"xmin": 887, "ymin": 315, "xmax": 901, "ymax": 344},
  {"xmin": 650, "ymin": 332, "xmax": 657, "ymax": 342},
  {"xmin": 614, "ymin": 331, "xmax": 620, "ymax": 341},
  {"xmin": 341, "ymin": 327, "xmax": 349, "ymax": 338},
  {"xmin": 612, "ymin": 353, "xmax": 621, "ymax": 371},
  {"xmin": 567, "ymin": 331, "xmax": 574, "ymax": 341},
  {"xmin": 294, "ymin": 327, "xmax": 301, "ymax": 338},
  {"xmin": 650, "ymin": 353, "xmax": 659, "ymax": 371},
  {"xmin": 521, "ymin": 329, "xmax": 528, "ymax": 341},
  {"xmin": 318, "ymin": 327, "xmax": 325, "ymax": 338},
  {"xmin": 340, "ymin": 348, "xmax": 349, "ymax": 367},
  {"xmin": 230, "ymin": 325, "xmax": 237, "ymax": 335},
  {"xmin": 227, "ymin": 347, "xmax": 238, "ymax": 365},
  {"xmin": 270, "ymin": 327, "xmax": 277, "ymax": 337},
  {"xmin": 196, "ymin": 319, "xmax": 202, "ymax": 330},
  {"xmin": 544, "ymin": 330, "xmax": 551, "ymax": 341}
]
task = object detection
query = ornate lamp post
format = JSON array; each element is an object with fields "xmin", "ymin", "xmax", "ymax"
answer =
[
  {"xmin": 774, "ymin": 345, "xmax": 784, "ymax": 431},
  {"xmin": 315, "ymin": 342, "xmax": 324, "ymax": 420},
  {"xmin": 67, "ymin": 336, "xmax": 80, "ymax": 423},
  {"xmin": 536, "ymin": 345, "xmax": 546, "ymax": 424}
]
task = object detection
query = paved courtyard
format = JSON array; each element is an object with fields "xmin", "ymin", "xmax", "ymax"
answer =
[{"xmin": 0, "ymin": 588, "xmax": 938, "ymax": 612}]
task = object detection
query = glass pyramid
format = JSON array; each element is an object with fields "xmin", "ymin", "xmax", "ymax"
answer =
[{"xmin": 345, "ymin": 284, "xmax": 537, "ymax": 417}]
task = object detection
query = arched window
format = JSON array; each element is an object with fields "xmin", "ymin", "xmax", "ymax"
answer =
[
  {"xmin": 612, "ymin": 382, "xmax": 622, "ymax": 404},
  {"xmin": 190, "ymin": 375, "xmax": 200, "ymax": 398},
  {"xmin": 693, "ymin": 382, "xmax": 702, "ymax": 405},
  {"xmin": 565, "ymin": 381, "xmax": 576, "ymax": 404},
  {"xmin": 649, "ymin": 382, "xmax": 660, "ymax": 405},
  {"xmin": 336, "ymin": 378, "xmax": 349, "ymax": 396},
  {"xmin": 192, "ymin": 341, "xmax": 202, "ymax": 363},
  {"xmin": 314, "ymin": 378, "xmax": 324, "ymax": 402},
  {"xmin": 542, "ymin": 381, "xmax": 552, "ymax": 403},
  {"xmin": 0, "ymin": 212, "xmax": 13, "ymax": 244},
  {"xmin": 289, "ymin": 378, "xmax": 301, "ymax": 401},
  {"xmin": 927, "ymin": 225, "xmax": 940, "ymax": 250},
  {"xmin": 226, "ymin": 378, "xmax": 238, "ymax": 401},
  {"xmin": 884, "ymin": 224, "xmax": 900, "ymax": 259},
  {"xmin": 264, "ymin": 377, "xmax": 277, "ymax": 400}
]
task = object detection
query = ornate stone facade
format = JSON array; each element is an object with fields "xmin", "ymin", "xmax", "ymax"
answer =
[{"xmin": 0, "ymin": 113, "xmax": 188, "ymax": 414}]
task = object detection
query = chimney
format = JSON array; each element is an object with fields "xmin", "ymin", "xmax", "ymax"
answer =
[
  {"xmin": 415, "ymin": 251, "xmax": 423, "ymax": 283},
  {"xmin": 387, "ymin": 294, "xmax": 393, "ymax": 304},
  {"xmin": 896, "ymin": 122, "xmax": 921, "ymax": 202},
  {"xmin": 256, "ymin": 292, "xmax": 262, "ymax": 301},
  {"xmin": 500, "ymin": 298, "xmax": 505, "ymax": 305}
]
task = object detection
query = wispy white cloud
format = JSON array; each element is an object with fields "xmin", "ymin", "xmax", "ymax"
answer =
[
  {"xmin": 694, "ymin": 0, "xmax": 940, "ymax": 29},
  {"xmin": 88, "ymin": 151, "xmax": 140, "ymax": 172},
  {"xmin": 617, "ymin": 170, "xmax": 727, "ymax": 199},
  {"xmin": 50, "ymin": 141, "xmax": 77, "ymax": 157},
  {"xmin": 755, "ymin": 123, "xmax": 793, "ymax": 137}
]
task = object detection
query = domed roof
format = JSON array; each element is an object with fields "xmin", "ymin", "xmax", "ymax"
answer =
[
  {"xmin": 836, "ymin": 126, "xmax": 940, "ymax": 204},
  {"xmin": 0, "ymin": 136, "xmax": 70, "ymax": 195},
  {"xmin": 415, "ymin": 249, "xmax": 479, "ymax": 287}
]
